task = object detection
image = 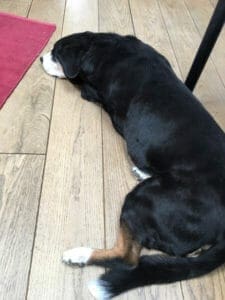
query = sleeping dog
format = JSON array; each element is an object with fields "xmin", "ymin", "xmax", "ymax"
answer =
[{"xmin": 41, "ymin": 32, "xmax": 225, "ymax": 299}]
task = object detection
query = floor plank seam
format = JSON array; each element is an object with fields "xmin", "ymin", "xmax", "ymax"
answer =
[
  {"xmin": 24, "ymin": 86, "xmax": 56, "ymax": 299},
  {"xmin": 24, "ymin": 157, "xmax": 46, "ymax": 300},
  {"xmin": 128, "ymin": 0, "xmax": 136, "ymax": 36},
  {"xmin": 24, "ymin": 1, "xmax": 68, "ymax": 298},
  {"xmin": 26, "ymin": 0, "xmax": 34, "ymax": 17},
  {"xmin": 98, "ymin": 0, "xmax": 100, "ymax": 32},
  {"xmin": 180, "ymin": 281, "xmax": 185, "ymax": 300},
  {"xmin": 156, "ymin": 0, "xmax": 184, "ymax": 80},
  {"xmin": 98, "ymin": 3, "xmax": 107, "ymax": 252},
  {"xmin": 101, "ymin": 111, "xmax": 107, "ymax": 260}
]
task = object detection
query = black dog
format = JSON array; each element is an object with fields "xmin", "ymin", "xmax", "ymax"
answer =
[{"xmin": 41, "ymin": 32, "xmax": 225, "ymax": 299}]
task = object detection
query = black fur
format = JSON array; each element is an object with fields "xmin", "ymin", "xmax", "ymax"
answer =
[{"xmin": 52, "ymin": 32, "xmax": 225, "ymax": 297}]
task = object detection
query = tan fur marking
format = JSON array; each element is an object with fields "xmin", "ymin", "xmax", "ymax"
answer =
[{"xmin": 88, "ymin": 223, "xmax": 142, "ymax": 266}]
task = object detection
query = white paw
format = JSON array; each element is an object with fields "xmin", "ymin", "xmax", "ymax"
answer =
[
  {"xmin": 88, "ymin": 280, "xmax": 112, "ymax": 300},
  {"xmin": 62, "ymin": 247, "xmax": 93, "ymax": 266},
  {"xmin": 132, "ymin": 166, "xmax": 151, "ymax": 181}
]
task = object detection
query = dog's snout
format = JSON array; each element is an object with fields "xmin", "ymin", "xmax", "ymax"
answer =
[{"xmin": 40, "ymin": 51, "xmax": 66, "ymax": 78}]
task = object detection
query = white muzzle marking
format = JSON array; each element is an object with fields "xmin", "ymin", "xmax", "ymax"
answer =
[{"xmin": 41, "ymin": 51, "xmax": 66, "ymax": 78}]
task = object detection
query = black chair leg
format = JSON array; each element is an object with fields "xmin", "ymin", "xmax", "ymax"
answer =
[{"xmin": 185, "ymin": 0, "xmax": 225, "ymax": 91}]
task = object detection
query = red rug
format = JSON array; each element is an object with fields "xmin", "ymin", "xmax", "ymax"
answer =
[{"xmin": 0, "ymin": 12, "xmax": 56, "ymax": 109}]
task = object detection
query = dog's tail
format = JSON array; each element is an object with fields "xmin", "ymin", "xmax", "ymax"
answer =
[{"xmin": 88, "ymin": 240, "xmax": 225, "ymax": 299}]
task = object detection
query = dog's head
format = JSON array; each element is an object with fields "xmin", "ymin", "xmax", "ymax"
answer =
[{"xmin": 40, "ymin": 31, "xmax": 95, "ymax": 79}]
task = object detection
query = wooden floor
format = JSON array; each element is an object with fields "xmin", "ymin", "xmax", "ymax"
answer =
[{"xmin": 0, "ymin": 0, "xmax": 225, "ymax": 299}]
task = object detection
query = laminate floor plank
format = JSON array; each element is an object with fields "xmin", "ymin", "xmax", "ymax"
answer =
[{"xmin": 0, "ymin": 154, "xmax": 44, "ymax": 300}]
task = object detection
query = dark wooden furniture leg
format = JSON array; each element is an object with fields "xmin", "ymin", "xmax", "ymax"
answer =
[{"xmin": 185, "ymin": 0, "xmax": 225, "ymax": 91}]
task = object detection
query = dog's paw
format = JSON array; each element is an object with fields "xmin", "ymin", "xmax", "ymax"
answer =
[
  {"xmin": 62, "ymin": 247, "xmax": 93, "ymax": 266},
  {"xmin": 88, "ymin": 279, "xmax": 112, "ymax": 300},
  {"xmin": 132, "ymin": 166, "xmax": 151, "ymax": 181}
]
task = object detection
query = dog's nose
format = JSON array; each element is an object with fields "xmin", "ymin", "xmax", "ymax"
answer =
[{"xmin": 40, "ymin": 56, "xmax": 43, "ymax": 63}]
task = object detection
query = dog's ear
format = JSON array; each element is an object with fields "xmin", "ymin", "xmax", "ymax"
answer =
[
  {"xmin": 61, "ymin": 61, "xmax": 79, "ymax": 79},
  {"xmin": 59, "ymin": 46, "xmax": 95, "ymax": 78},
  {"xmin": 54, "ymin": 46, "xmax": 82, "ymax": 78}
]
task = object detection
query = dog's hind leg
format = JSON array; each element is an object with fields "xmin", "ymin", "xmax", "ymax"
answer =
[{"xmin": 62, "ymin": 222, "xmax": 142, "ymax": 268}]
